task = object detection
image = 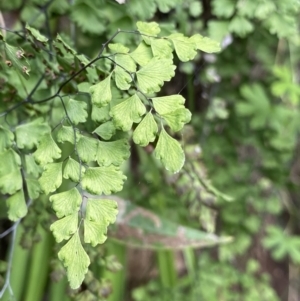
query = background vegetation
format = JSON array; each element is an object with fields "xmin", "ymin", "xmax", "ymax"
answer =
[{"xmin": 1, "ymin": 0, "xmax": 300, "ymax": 300}]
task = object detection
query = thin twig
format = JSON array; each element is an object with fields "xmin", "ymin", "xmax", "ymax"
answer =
[{"xmin": 0, "ymin": 219, "xmax": 19, "ymax": 298}]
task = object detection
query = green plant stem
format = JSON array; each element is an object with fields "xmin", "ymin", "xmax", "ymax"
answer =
[
  {"xmin": 23, "ymin": 224, "xmax": 53, "ymax": 301},
  {"xmin": 49, "ymin": 276, "xmax": 71, "ymax": 301},
  {"xmin": 101, "ymin": 239, "xmax": 127, "ymax": 301},
  {"xmin": 157, "ymin": 249, "xmax": 177, "ymax": 288},
  {"xmin": 183, "ymin": 248, "xmax": 196, "ymax": 281}
]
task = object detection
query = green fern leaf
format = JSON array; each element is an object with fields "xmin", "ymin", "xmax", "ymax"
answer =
[
  {"xmin": 15, "ymin": 118, "xmax": 50, "ymax": 149},
  {"xmin": 77, "ymin": 136, "xmax": 98, "ymax": 163},
  {"xmin": 96, "ymin": 139, "xmax": 130, "ymax": 166},
  {"xmin": 63, "ymin": 157, "xmax": 85, "ymax": 183},
  {"xmin": 151, "ymin": 38, "xmax": 173, "ymax": 59},
  {"xmin": 0, "ymin": 170, "xmax": 22, "ymax": 195},
  {"xmin": 65, "ymin": 99, "xmax": 88, "ymax": 125},
  {"xmin": 90, "ymin": 74, "xmax": 112, "ymax": 107},
  {"xmin": 152, "ymin": 95, "xmax": 185, "ymax": 114},
  {"xmin": 39, "ymin": 162, "xmax": 63, "ymax": 194},
  {"xmin": 190, "ymin": 34, "xmax": 221, "ymax": 53},
  {"xmin": 108, "ymin": 43, "xmax": 130, "ymax": 54},
  {"xmin": 0, "ymin": 149, "xmax": 21, "ymax": 174},
  {"xmin": 4, "ymin": 42, "xmax": 30, "ymax": 77},
  {"xmin": 115, "ymin": 53, "xmax": 136, "ymax": 72},
  {"xmin": 6, "ymin": 190, "xmax": 27, "ymax": 221},
  {"xmin": 26, "ymin": 178, "xmax": 41, "ymax": 200},
  {"xmin": 25, "ymin": 154, "xmax": 42, "ymax": 177},
  {"xmin": 91, "ymin": 104, "xmax": 111, "ymax": 123},
  {"xmin": 133, "ymin": 112, "xmax": 158, "ymax": 146},
  {"xmin": 110, "ymin": 94, "xmax": 146, "ymax": 131},
  {"xmin": 0, "ymin": 149, "xmax": 22, "ymax": 194},
  {"xmin": 25, "ymin": 24, "xmax": 48, "ymax": 44},
  {"xmin": 56, "ymin": 126, "xmax": 80, "ymax": 144},
  {"xmin": 58, "ymin": 232, "xmax": 90, "ymax": 289},
  {"xmin": 130, "ymin": 42, "xmax": 153, "ymax": 66},
  {"xmin": 34, "ymin": 133, "xmax": 62, "ymax": 165},
  {"xmin": 136, "ymin": 58, "xmax": 176, "ymax": 94},
  {"xmin": 84, "ymin": 198, "xmax": 118, "ymax": 246},
  {"xmin": 82, "ymin": 166, "xmax": 126, "ymax": 195},
  {"xmin": 168, "ymin": 33, "xmax": 197, "ymax": 62},
  {"xmin": 114, "ymin": 66, "xmax": 132, "ymax": 90},
  {"xmin": 50, "ymin": 213, "xmax": 78, "ymax": 243},
  {"xmin": 83, "ymin": 220, "xmax": 108, "ymax": 246},
  {"xmin": 0, "ymin": 126, "xmax": 14, "ymax": 151},
  {"xmin": 50, "ymin": 187, "xmax": 82, "ymax": 218},
  {"xmin": 93, "ymin": 121, "xmax": 116, "ymax": 140},
  {"xmin": 137, "ymin": 21, "xmax": 161, "ymax": 45},
  {"xmin": 154, "ymin": 127, "xmax": 185, "ymax": 173},
  {"xmin": 161, "ymin": 108, "xmax": 192, "ymax": 132}
]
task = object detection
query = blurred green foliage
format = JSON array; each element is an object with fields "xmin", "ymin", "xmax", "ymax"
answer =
[{"xmin": 1, "ymin": 0, "xmax": 300, "ymax": 300}]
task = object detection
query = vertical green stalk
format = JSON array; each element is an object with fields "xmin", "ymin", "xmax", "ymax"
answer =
[
  {"xmin": 23, "ymin": 224, "xmax": 53, "ymax": 301},
  {"xmin": 183, "ymin": 248, "xmax": 196, "ymax": 282},
  {"xmin": 157, "ymin": 249, "xmax": 177, "ymax": 288},
  {"xmin": 100, "ymin": 239, "xmax": 127, "ymax": 301},
  {"xmin": 49, "ymin": 276, "xmax": 71, "ymax": 301}
]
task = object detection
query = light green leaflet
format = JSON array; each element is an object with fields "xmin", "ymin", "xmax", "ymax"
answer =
[
  {"xmin": 96, "ymin": 139, "xmax": 130, "ymax": 166},
  {"xmin": 152, "ymin": 95, "xmax": 185, "ymax": 114},
  {"xmin": 0, "ymin": 169, "xmax": 22, "ymax": 195},
  {"xmin": 39, "ymin": 162, "xmax": 63, "ymax": 195},
  {"xmin": 90, "ymin": 74, "xmax": 112, "ymax": 107},
  {"xmin": 84, "ymin": 198, "xmax": 118, "ymax": 246},
  {"xmin": 50, "ymin": 187, "xmax": 82, "ymax": 218},
  {"xmin": 15, "ymin": 118, "xmax": 50, "ymax": 149},
  {"xmin": 129, "ymin": 42, "xmax": 153, "ymax": 66},
  {"xmin": 155, "ymin": 127, "xmax": 185, "ymax": 173},
  {"xmin": 110, "ymin": 94, "xmax": 146, "ymax": 131},
  {"xmin": 6, "ymin": 190, "xmax": 27, "ymax": 221},
  {"xmin": 76, "ymin": 135, "xmax": 98, "ymax": 162},
  {"xmin": 137, "ymin": 21, "xmax": 161, "ymax": 44},
  {"xmin": 168, "ymin": 33, "xmax": 198, "ymax": 62},
  {"xmin": 82, "ymin": 166, "xmax": 126, "ymax": 195},
  {"xmin": 63, "ymin": 157, "xmax": 85, "ymax": 183},
  {"xmin": 161, "ymin": 108, "xmax": 192, "ymax": 132},
  {"xmin": 0, "ymin": 126, "xmax": 14, "ymax": 151},
  {"xmin": 114, "ymin": 66, "xmax": 132, "ymax": 90},
  {"xmin": 0, "ymin": 148, "xmax": 21, "ymax": 175},
  {"xmin": 26, "ymin": 178, "xmax": 41, "ymax": 200},
  {"xmin": 51, "ymin": 213, "xmax": 79, "ymax": 243},
  {"xmin": 65, "ymin": 99, "xmax": 88, "ymax": 125},
  {"xmin": 190, "ymin": 34, "xmax": 221, "ymax": 53},
  {"xmin": 58, "ymin": 232, "xmax": 90, "ymax": 289},
  {"xmin": 0, "ymin": 149, "xmax": 22, "ymax": 194},
  {"xmin": 56, "ymin": 126, "xmax": 80, "ymax": 144},
  {"xmin": 136, "ymin": 58, "xmax": 176, "ymax": 94},
  {"xmin": 34, "ymin": 133, "xmax": 61, "ymax": 165},
  {"xmin": 113, "ymin": 52, "xmax": 136, "ymax": 89},
  {"xmin": 25, "ymin": 154, "xmax": 42, "ymax": 177},
  {"xmin": 108, "ymin": 43, "xmax": 130, "ymax": 53},
  {"xmin": 133, "ymin": 112, "xmax": 158, "ymax": 146},
  {"xmin": 91, "ymin": 104, "xmax": 111, "ymax": 123},
  {"xmin": 151, "ymin": 38, "xmax": 173, "ymax": 59},
  {"xmin": 25, "ymin": 24, "xmax": 48, "ymax": 43},
  {"xmin": 115, "ymin": 53, "xmax": 136, "ymax": 72},
  {"xmin": 93, "ymin": 121, "xmax": 116, "ymax": 140}
]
